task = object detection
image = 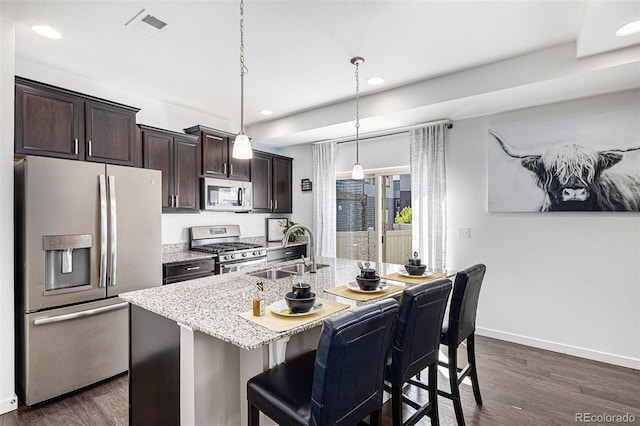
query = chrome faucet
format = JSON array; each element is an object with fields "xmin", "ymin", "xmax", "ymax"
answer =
[{"xmin": 282, "ymin": 224, "xmax": 316, "ymax": 273}]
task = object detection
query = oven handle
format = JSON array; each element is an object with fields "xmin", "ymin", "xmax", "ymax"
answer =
[
  {"xmin": 220, "ymin": 257, "xmax": 267, "ymax": 272},
  {"xmin": 33, "ymin": 302, "xmax": 128, "ymax": 326}
]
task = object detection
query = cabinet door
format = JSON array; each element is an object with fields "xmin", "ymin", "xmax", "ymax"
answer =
[
  {"xmin": 143, "ymin": 130, "xmax": 174, "ymax": 209},
  {"xmin": 15, "ymin": 83, "xmax": 83, "ymax": 160},
  {"xmin": 272, "ymin": 156, "xmax": 292, "ymax": 213},
  {"xmin": 85, "ymin": 101, "xmax": 136, "ymax": 166},
  {"xmin": 228, "ymin": 138, "xmax": 251, "ymax": 181},
  {"xmin": 251, "ymin": 152, "xmax": 273, "ymax": 212},
  {"xmin": 174, "ymin": 136, "xmax": 200, "ymax": 211},
  {"xmin": 201, "ymin": 132, "xmax": 228, "ymax": 178}
]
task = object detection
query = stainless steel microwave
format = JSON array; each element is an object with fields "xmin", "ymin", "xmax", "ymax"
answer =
[{"xmin": 201, "ymin": 177, "xmax": 252, "ymax": 212}]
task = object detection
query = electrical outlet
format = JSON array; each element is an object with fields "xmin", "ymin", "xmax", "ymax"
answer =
[{"xmin": 457, "ymin": 227, "xmax": 470, "ymax": 238}]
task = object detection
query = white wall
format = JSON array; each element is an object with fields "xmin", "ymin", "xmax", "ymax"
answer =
[
  {"xmin": 0, "ymin": 15, "xmax": 18, "ymax": 415},
  {"xmin": 447, "ymin": 90, "xmax": 640, "ymax": 368},
  {"xmin": 288, "ymin": 90, "xmax": 640, "ymax": 369}
]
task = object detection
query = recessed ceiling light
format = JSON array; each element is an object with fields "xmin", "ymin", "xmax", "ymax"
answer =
[
  {"xmin": 32, "ymin": 25, "xmax": 61, "ymax": 39},
  {"xmin": 366, "ymin": 76, "xmax": 384, "ymax": 86},
  {"xmin": 616, "ymin": 19, "xmax": 640, "ymax": 37},
  {"xmin": 259, "ymin": 110, "xmax": 273, "ymax": 116}
]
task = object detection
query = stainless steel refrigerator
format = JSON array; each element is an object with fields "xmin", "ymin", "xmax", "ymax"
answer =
[{"xmin": 15, "ymin": 155, "xmax": 162, "ymax": 405}]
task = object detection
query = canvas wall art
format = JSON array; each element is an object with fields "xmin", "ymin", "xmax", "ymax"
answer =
[{"xmin": 488, "ymin": 107, "xmax": 640, "ymax": 212}]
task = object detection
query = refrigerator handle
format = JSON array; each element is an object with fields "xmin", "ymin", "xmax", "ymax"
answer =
[
  {"xmin": 108, "ymin": 175, "xmax": 117, "ymax": 287},
  {"xmin": 99, "ymin": 175, "xmax": 108, "ymax": 288}
]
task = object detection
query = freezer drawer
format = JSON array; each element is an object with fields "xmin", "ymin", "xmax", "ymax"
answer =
[{"xmin": 19, "ymin": 298, "xmax": 129, "ymax": 406}]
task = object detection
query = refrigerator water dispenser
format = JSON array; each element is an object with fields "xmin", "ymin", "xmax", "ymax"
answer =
[{"xmin": 43, "ymin": 234, "xmax": 93, "ymax": 293}]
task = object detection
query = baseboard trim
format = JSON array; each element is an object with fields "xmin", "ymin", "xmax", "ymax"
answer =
[
  {"xmin": 476, "ymin": 327, "xmax": 640, "ymax": 370},
  {"xmin": 0, "ymin": 393, "xmax": 18, "ymax": 415}
]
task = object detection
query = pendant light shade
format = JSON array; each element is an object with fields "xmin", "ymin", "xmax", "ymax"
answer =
[
  {"xmin": 352, "ymin": 162, "xmax": 364, "ymax": 180},
  {"xmin": 351, "ymin": 56, "xmax": 364, "ymax": 180},
  {"xmin": 233, "ymin": 0, "xmax": 253, "ymax": 159},
  {"xmin": 233, "ymin": 133, "xmax": 253, "ymax": 159}
]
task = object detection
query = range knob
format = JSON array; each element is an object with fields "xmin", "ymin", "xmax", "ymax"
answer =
[
  {"xmin": 253, "ymin": 250, "xmax": 259, "ymax": 255},
  {"xmin": 223, "ymin": 255, "xmax": 230, "ymax": 260},
  {"xmin": 242, "ymin": 252, "xmax": 248, "ymax": 257}
]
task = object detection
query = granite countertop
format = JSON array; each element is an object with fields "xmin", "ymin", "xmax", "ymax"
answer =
[{"xmin": 119, "ymin": 257, "xmax": 409, "ymax": 350}]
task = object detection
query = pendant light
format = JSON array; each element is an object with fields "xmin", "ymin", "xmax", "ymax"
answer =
[
  {"xmin": 232, "ymin": 0, "xmax": 253, "ymax": 159},
  {"xmin": 351, "ymin": 56, "xmax": 364, "ymax": 179}
]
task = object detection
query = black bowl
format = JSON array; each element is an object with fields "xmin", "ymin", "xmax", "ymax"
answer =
[
  {"xmin": 285, "ymin": 291, "xmax": 316, "ymax": 313},
  {"xmin": 404, "ymin": 263, "xmax": 427, "ymax": 276},
  {"xmin": 355, "ymin": 275, "xmax": 381, "ymax": 291}
]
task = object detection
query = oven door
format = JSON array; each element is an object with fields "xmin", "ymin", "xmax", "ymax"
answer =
[
  {"xmin": 201, "ymin": 177, "xmax": 251, "ymax": 211},
  {"xmin": 218, "ymin": 258, "xmax": 267, "ymax": 274}
]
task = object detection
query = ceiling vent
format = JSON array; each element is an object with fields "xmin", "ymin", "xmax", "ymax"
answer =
[{"xmin": 125, "ymin": 9, "xmax": 167, "ymax": 35}]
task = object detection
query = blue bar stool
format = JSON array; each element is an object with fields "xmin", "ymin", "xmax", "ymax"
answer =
[
  {"xmin": 438, "ymin": 264, "xmax": 487, "ymax": 425},
  {"xmin": 385, "ymin": 278, "xmax": 453, "ymax": 426},
  {"xmin": 247, "ymin": 298, "xmax": 399, "ymax": 425}
]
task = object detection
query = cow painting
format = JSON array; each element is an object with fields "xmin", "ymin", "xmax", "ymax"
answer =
[{"xmin": 490, "ymin": 131, "xmax": 640, "ymax": 212}]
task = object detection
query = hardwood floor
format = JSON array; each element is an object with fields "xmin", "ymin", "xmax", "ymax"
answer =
[{"xmin": 2, "ymin": 336, "xmax": 638, "ymax": 425}]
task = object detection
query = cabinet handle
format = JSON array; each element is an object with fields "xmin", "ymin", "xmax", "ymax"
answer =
[
  {"xmin": 269, "ymin": 200, "xmax": 272, "ymax": 210},
  {"xmin": 275, "ymin": 200, "xmax": 278, "ymax": 210},
  {"xmin": 175, "ymin": 194, "xmax": 178, "ymax": 207},
  {"xmin": 168, "ymin": 195, "xmax": 173, "ymax": 206},
  {"xmin": 186, "ymin": 266, "xmax": 200, "ymax": 271},
  {"xmin": 88, "ymin": 140, "xmax": 92, "ymax": 156},
  {"xmin": 205, "ymin": 170, "xmax": 215, "ymax": 175},
  {"xmin": 230, "ymin": 164, "xmax": 234, "ymax": 176},
  {"xmin": 206, "ymin": 135, "xmax": 223, "ymax": 141},
  {"xmin": 74, "ymin": 138, "xmax": 78, "ymax": 155},
  {"xmin": 224, "ymin": 163, "xmax": 227, "ymax": 175}
]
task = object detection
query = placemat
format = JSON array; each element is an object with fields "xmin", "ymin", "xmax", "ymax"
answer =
[
  {"xmin": 381, "ymin": 271, "xmax": 447, "ymax": 285},
  {"xmin": 324, "ymin": 282, "xmax": 406, "ymax": 302},
  {"xmin": 238, "ymin": 297, "xmax": 349, "ymax": 333}
]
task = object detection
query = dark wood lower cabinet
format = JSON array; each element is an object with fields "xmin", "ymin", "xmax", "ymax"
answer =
[{"xmin": 129, "ymin": 305, "xmax": 180, "ymax": 426}]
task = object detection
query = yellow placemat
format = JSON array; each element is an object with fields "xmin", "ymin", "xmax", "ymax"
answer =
[
  {"xmin": 324, "ymin": 282, "xmax": 406, "ymax": 301},
  {"xmin": 239, "ymin": 297, "xmax": 349, "ymax": 333},
  {"xmin": 381, "ymin": 271, "xmax": 446, "ymax": 285}
]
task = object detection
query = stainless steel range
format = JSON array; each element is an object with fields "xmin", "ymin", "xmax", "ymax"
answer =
[{"xmin": 190, "ymin": 225, "xmax": 267, "ymax": 274}]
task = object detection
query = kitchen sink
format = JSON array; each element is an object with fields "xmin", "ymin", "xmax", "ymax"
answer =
[
  {"xmin": 280, "ymin": 263, "xmax": 330, "ymax": 275},
  {"xmin": 247, "ymin": 269, "xmax": 295, "ymax": 280},
  {"xmin": 247, "ymin": 263, "xmax": 330, "ymax": 280}
]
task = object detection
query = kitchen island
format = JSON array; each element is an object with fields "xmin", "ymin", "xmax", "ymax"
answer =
[{"xmin": 119, "ymin": 257, "xmax": 423, "ymax": 425}]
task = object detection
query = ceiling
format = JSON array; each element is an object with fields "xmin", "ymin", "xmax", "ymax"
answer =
[{"xmin": 2, "ymin": 0, "xmax": 640, "ymax": 147}]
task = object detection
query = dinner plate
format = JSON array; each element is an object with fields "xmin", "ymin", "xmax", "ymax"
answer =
[
  {"xmin": 270, "ymin": 299, "xmax": 324, "ymax": 317},
  {"xmin": 346, "ymin": 281, "xmax": 389, "ymax": 293},
  {"xmin": 397, "ymin": 271, "xmax": 434, "ymax": 278}
]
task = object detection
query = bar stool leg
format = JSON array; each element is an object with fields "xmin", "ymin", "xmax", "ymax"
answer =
[
  {"xmin": 428, "ymin": 365, "xmax": 440, "ymax": 426},
  {"xmin": 248, "ymin": 403, "xmax": 260, "ymax": 426},
  {"xmin": 391, "ymin": 385, "xmax": 403, "ymax": 425},
  {"xmin": 448, "ymin": 345, "xmax": 465, "ymax": 426},
  {"xmin": 467, "ymin": 333, "xmax": 482, "ymax": 405}
]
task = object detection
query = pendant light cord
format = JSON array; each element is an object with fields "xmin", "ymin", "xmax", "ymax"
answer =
[
  {"xmin": 355, "ymin": 60, "xmax": 360, "ymax": 162},
  {"xmin": 239, "ymin": 0, "xmax": 248, "ymax": 134}
]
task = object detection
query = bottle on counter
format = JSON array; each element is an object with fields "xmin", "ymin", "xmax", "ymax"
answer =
[{"xmin": 252, "ymin": 281, "xmax": 265, "ymax": 317}]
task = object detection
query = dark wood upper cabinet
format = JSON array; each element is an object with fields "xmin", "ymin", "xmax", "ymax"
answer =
[
  {"xmin": 15, "ymin": 82, "xmax": 84, "ymax": 160},
  {"xmin": 15, "ymin": 77, "xmax": 139, "ymax": 166},
  {"xmin": 251, "ymin": 150, "xmax": 292, "ymax": 213},
  {"xmin": 85, "ymin": 101, "xmax": 136, "ymax": 166},
  {"xmin": 251, "ymin": 151, "xmax": 272, "ymax": 212},
  {"xmin": 184, "ymin": 125, "xmax": 250, "ymax": 181},
  {"xmin": 141, "ymin": 125, "xmax": 200, "ymax": 213}
]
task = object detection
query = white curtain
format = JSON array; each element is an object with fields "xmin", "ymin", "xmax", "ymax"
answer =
[
  {"xmin": 312, "ymin": 141, "xmax": 337, "ymax": 258},
  {"xmin": 409, "ymin": 124, "xmax": 447, "ymax": 270}
]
